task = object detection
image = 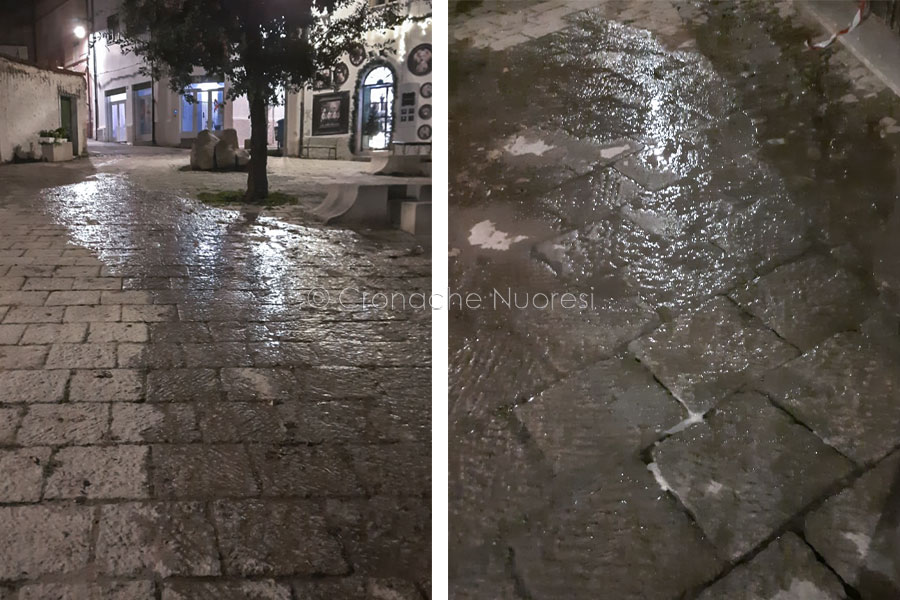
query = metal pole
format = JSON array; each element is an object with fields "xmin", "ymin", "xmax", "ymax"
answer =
[
  {"xmin": 151, "ymin": 80, "xmax": 156, "ymax": 145},
  {"xmin": 90, "ymin": 0, "xmax": 99, "ymax": 140},
  {"xmin": 299, "ymin": 91, "xmax": 304, "ymax": 156}
]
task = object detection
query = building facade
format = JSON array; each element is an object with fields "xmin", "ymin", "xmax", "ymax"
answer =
[
  {"xmin": 285, "ymin": 3, "xmax": 433, "ymax": 160},
  {"xmin": 10, "ymin": 0, "xmax": 431, "ymax": 159},
  {"xmin": 0, "ymin": 54, "xmax": 88, "ymax": 162}
]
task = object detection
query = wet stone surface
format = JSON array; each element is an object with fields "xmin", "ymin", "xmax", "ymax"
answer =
[
  {"xmin": 509, "ymin": 460, "xmax": 724, "ymax": 600},
  {"xmin": 805, "ymin": 451, "xmax": 900, "ymax": 598},
  {"xmin": 653, "ymin": 392, "xmax": 853, "ymax": 560},
  {"xmin": 629, "ymin": 297, "xmax": 799, "ymax": 414},
  {"xmin": 0, "ymin": 148, "xmax": 429, "ymax": 595},
  {"xmin": 695, "ymin": 533, "xmax": 845, "ymax": 600},
  {"xmin": 758, "ymin": 332, "xmax": 900, "ymax": 465},
  {"xmin": 516, "ymin": 356, "xmax": 684, "ymax": 477},
  {"xmin": 730, "ymin": 254, "xmax": 877, "ymax": 351},
  {"xmin": 451, "ymin": 0, "xmax": 900, "ymax": 597}
]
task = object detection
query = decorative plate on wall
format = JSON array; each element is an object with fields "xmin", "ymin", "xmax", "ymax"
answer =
[
  {"xmin": 420, "ymin": 82, "xmax": 432, "ymax": 98},
  {"xmin": 313, "ymin": 70, "xmax": 331, "ymax": 90},
  {"xmin": 407, "ymin": 43, "xmax": 432, "ymax": 76},
  {"xmin": 419, "ymin": 104, "xmax": 432, "ymax": 120},
  {"xmin": 417, "ymin": 124, "xmax": 432, "ymax": 140},
  {"xmin": 333, "ymin": 62, "xmax": 350, "ymax": 87},
  {"xmin": 348, "ymin": 43, "xmax": 366, "ymax": 66}
]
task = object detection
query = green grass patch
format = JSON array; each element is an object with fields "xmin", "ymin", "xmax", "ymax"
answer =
[{"xmin": 196, "ymin": 190, "xmax": 299, "ymax": 207}]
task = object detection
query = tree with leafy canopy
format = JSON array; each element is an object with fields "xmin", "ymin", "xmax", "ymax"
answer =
[{"xmin": 119, "ymin": 0, "xmax": 429, "ymax": 202}]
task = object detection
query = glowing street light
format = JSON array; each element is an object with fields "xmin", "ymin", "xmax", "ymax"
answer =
[{"xmin": 74, "ymin": 25, "xmax": 87, "ymax": 39}]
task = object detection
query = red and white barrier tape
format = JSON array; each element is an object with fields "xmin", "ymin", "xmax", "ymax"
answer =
[{"xmin": 806, "ymin": 0, "xmax": 867, "ymax": 50}]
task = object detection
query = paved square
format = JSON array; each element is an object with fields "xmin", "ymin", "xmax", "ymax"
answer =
[{"xmin": 0, "ymin": 150, "xmax": 429, "ymax": 595}]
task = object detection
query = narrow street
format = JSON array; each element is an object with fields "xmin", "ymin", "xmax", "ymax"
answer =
[
  {"xmin": 450, "ymin": 1, "xmax": 900, "ymax": 598},
  {"xmin": 0, "ymin": 146, "xmax": 430, "ymax": 598}
]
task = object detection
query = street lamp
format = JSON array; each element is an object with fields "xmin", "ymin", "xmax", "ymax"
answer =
[{"xmin": 74, "ymin": 25, "xmax": 87, "ymax": 39}]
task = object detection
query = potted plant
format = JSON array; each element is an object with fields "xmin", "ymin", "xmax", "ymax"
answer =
[
  {"xmin": 53, "ymin": 127, "xmax": 69, "ymax": 145},
  {"xmin": 38, "ymin": 130, "xmax": 56, "ymax": 144}
]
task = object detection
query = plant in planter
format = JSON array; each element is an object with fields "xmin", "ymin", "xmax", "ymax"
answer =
[
  {"xmin": 53, "ymin": 127, "xmax": 69, "ymax": 145},
  {"xmin": 38, "ymin": 128, "xmax": 70, "ymax": 145}
]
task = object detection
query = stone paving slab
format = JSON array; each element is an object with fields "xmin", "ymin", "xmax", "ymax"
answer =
[
  {"xmin": 45, "ymin": 445, "xmax": 149, "ymax": 500},
  {"xmin": 110, "ymin": 403, "xmax": 199, "ymax": 443},
  {"xmin": 653, "ymin": 392, "xmax": 854, "ymax": 560},
  {"xmin": 450, "ymin": 412, "xmax": 553, "ymax": 598},
  {"xmin": 505, "ymin": 294, "xmax": 659, "ymax": 375},
  {"xmin": 0, "ymin": 448, "xmax": 50, "ymax": 502},
  {"xmin": 17, "ymin": 403, "xmax": 108, "ymax": 445},
  {"xmin": 452, "ymin": 0, "xmax": 586, "ymax": 51},
  {"xmin": 96, "ymin": 501, "xmax": 221, "ymax": 577},
  {"xmin": 151, "ymin": 444, "xmax": 258, "ymax": 498},
  {"xmin": 325, "ymin": 495, "xmax": 430, "ymax": 580},
  {"xmin": 22, "ymin": 323, "xmax": 87, "ymax": 343},
  {"xmin": 162, "ymin": 580, "xmax": 291, "ymax": 600},
  {"xmin": 695, "ymin": 532, "xmax": 846, "ymax": 600},
  {"xmin": 758, "ymin": 332, "xmax": 900, "ymax": 464},
  {"xmin": 68, "ymin": 369, "xmax": 143, "ymax": 402},
  {"xmin": 0, "ymin": 504, "xmax": 93, "ymax": 580},
  {"xmin": 449, "ymin": 320, "xmax": 562, "ymax": 418},
  {"xmin": 16, "ymin": 582, "xmax": 155, "ymax": 600},
  {"xmin": 630, "ymin": 297, "xmax": 799, "ymax": 413},
  {"xmin": 291, "ymin": 577, "xmax": 423, "ymax": 600},
  {"xmin": 0, "ymin": 408, "xmax": 20, "ymax": 444},
  {"xmin": 214, "ymin": 500, "xmax": 347, "ymax": 576},
  {"xmin": 730, "ymin": 254, "xmax": 877, "ymax": 351},
  {"xmin": 250, "ymin": 445, "xmax": 362, "ymax": 497},
  {"xmin": 516, "ymin": 356, "xmax": 684, "ymax": 477},
  {"xmin": 534, "ymin": 216, "xmax": 754, "ymax": 310},
  {"xmin": 805, "ymin": 451, "xmax": 900, "ymax": 597},
  {"xmin": 703, "ymin": 194, "xmax": 812, "ymax": 273},
  {"xmin": 0, "ymin": 369, "xmax": 68, "ymax": 403},
  {"xmin": 510, "ymin": 460, "xmax": 723, "ymax": 599}
]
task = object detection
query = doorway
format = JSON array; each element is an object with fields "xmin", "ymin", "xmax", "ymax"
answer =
[
  {"xmin": 59, "ymin": 95, "xmax": 77, "ymax": 154},
  {"xmin": 133, "ymin": 84, "xmax": 152, "ymax": 143},
  {"xmin": 180, "ymin": 82, "xmax": 225, "ymax": 139},
  {"xmin": 359, "ymin": 65, "xmax": 394, "ymax": 152},
  {"xmin": 106, "ymin": 91, "xmax": 127, "ymax": 142}
]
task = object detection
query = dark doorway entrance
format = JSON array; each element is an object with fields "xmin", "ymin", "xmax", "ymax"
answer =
[{"xmin": 60, "ymin": 95, "xmax": 77, "ymax": 155}]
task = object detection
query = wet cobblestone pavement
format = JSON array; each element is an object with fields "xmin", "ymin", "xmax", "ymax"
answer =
[
  {"xmin": 450, "ymin": 1, "xmax": 900, "ymax": 599},
  {"xmin": 0, "ymin": 152, "xmax": 430, "ymax": 597}
]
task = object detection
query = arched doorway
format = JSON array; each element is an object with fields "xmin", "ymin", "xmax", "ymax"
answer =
[{"xmin": 359, "ymin": 65, "xmax": 394, "ymax": 152}]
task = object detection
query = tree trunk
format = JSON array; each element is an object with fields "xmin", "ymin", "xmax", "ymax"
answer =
[{"xmin": 245, "ymin": 86, "xmax": 269, "ymax": 202}]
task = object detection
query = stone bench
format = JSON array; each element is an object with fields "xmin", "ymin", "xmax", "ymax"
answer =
[{"xmin": 311, "ymin": 184, "xmax": 389, "ymax": 226}]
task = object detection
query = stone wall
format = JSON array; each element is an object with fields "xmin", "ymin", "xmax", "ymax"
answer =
[{"xmin": 0, "ymin": 55, "xmax": 88, "ymax": 162}]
